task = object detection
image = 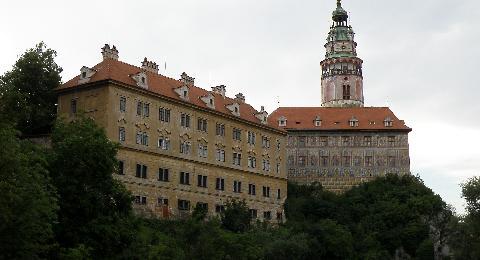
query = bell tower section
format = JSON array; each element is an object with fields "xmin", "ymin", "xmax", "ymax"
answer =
[{"xmin": 321, "ymin": 0, "xmax": 364, "ymax": 107}]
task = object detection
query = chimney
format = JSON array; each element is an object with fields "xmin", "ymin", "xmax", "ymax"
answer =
[
  {"xmin": 141, "ymin": 57, "xmax": 159, "ymax": 74},
  {"xmin": 101, "ymin": 44, "xmax": 119, "ymax": 60},
  {"xmin": 235, "ymin": 93, "xmax": 245, "ymax": 103},
  {"xmin": 211, "ymin": 85, "xmax": 226, "ymax": 98},
  {"xmin": 180, "ymin": 72, "xmax": 195, "ymax": 86}
]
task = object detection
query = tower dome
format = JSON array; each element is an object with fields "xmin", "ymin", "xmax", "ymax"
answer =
[{"xmin": 332, "ymin": 0, "xmax": 348, "ymax": 23}]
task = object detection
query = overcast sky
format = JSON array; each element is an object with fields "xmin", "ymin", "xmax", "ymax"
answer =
[{"xmin": 1, "ymin": 0, "xmax": 479, "ymax": 214}]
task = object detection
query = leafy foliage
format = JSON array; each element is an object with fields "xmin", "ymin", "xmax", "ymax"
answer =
[
  {"xmin": 221, "ymin": 199, "xmax": 252, "ymax": 232},
  {"xmin": 0, "ymin": 42, "xmax": 62, "ymax": 135}
]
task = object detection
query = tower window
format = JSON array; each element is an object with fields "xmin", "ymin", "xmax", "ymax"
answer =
[{"xmin": 343, "ymin": 85, "xmax": 351, "ymax": 100}]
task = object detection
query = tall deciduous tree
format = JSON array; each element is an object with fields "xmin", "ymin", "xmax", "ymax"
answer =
[
  {"xmin": 0, "ymin": 124, "xmax": 58, "ymax": 258},
  {"xmin": 0, "ymin": 42, "xmax": 62, "ymax": 135},
  {"xmin": 48, "ymin": 116, "xmax": 134, "ymax": 258}
]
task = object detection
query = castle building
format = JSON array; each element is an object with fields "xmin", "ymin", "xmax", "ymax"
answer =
[
  {"xmin": 268, "ymin": 0, "xmax": 411, "ymax": 192},
  {"xmin": 57, "ymin": 45, "xmax": 287, "ymax": 221}
]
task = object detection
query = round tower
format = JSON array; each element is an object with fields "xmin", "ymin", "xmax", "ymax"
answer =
[{"xmin": 321, "ymin": 0, "xmax": 364, "ymax": 107}]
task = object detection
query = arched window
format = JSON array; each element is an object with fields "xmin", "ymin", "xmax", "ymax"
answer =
[{"xmin": 343, "ymin": 85, "xmax": 351, "ymax": 100}]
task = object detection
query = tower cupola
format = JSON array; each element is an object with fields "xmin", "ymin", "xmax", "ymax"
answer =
[{"xmin": 332, "ymin": 0, "xmax": 348, "ymax": 23}]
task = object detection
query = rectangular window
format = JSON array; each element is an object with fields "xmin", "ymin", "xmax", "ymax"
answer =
[
  {"xmin": 262, "ymin": 136, "xmax": 270, "ymax": 148},
  {"xmin": 143, "ymin": 103, "xmax": 149, "ymax": 117},
  {"xmin": 196, "ymin": 202, "xmax": 208, "ymax": 211},
  {"xmin": 157, "ymin": 197, "xmax": 168, "ymax": 206},
  {"xmin": 120, "ymin": 96, "xmax": 126, "ymax": 112},
  {"xmin": 248, "ymin": 184, "xmax": 256, "ymax": 195},
  {"xmin": 178, "ymin": 199, "xmax": 190, "ymax": 211},
  {"xmin": 215, "ymin": 205, "xmax": 225, "ymax": 213},
  {"xmin": 136, "ymin": 131, "xmax": 148, "ymax": 146},
  {"xmin": 233, "ymin": 181, "xmax": 242, "ymax": 193},
  {"xmin": 277, "ymin": 189, "xmax": 281, "ymax": 199},
  {"xmin": 343, "ymin": 155, "xmax": 351, "ymax": 167},
  {"xmin": 249, "ymin": 209, "xmax": 258, "ymax": 219},
  {"xmin": 118, "ymin": 161, "xmax": 124, "ymax": 175},
  {"xmin": 320, "ymin": 136, "xmax": 328, "ymax": 146},
  {"xmin": 137, "ymin": 101, "xmax": 142, "ymax": 116},
  {"xmin": 216, "ymin": 123, "xmax": 225, "ymax": 136},
  {"xmin": 321, "ymin": 156, "xmax": 329, "ymax": 167},
  {"xmin": 388, "ymin": 136, "xmax": 396, "ymax": 147},
  {"xmin": 135, "ymin": 196, "xmax": 147, "ymax": 205},
  {"xmin": 298, "ymin": 136, "xmax": 306, "ymax": 147},
  {"xmin": 262, "ymin": 159, "xmax": 270, "ymax": 171},
  {"xmin": 158, "ymin": 168, "xmax": 169, "ymax": 182},
  {"xmin": 159, "ymin": 108, "xmax": 171, "ymax": 122},
  {"xmin": 388, "ymin": 156, "xmax": 396, "ymax": 167},
  {"xmin": 365, "ymin": 156, "xmax": 373, "ymax": 167},
  {"xmin": 135, "ymin": 164, "xmax": 148, "ymax": 179},
  {"xmin": 342, "ymin": 136, "xmax": 350, "ymax": 146},
  {"xmin": 215, "ymin": 149, "xmax": 225, "ymax": 162},
  {"xmin": 364, "ymin": 136, "xmax": 372, "ymax": 146},
  {"xmin": 215, "ymin": 178, "xmax": 225, "ymax": 191},
  {"xmin": 158, "ymin": 137, "xmax": 170, "ymax": 150},
  {"xmin": 198, "ymin": 144, "xmax": 208, "ymax": 158},
  {"xmin": 119, "ymin": 127, "xmax": 125, "ymax": 142},
  {"xmin": 276, "ymin": 163, "xmax": 280, "ymax": 174},
  {"xmin": 70, "ymin": 99, "xmax": 77, "ymax": 114},
  {"xmin": 197, "ymin": 118, "xmax": 208, "ymax": 132},
  {"xmin": 247, "ymin": 156, "xmax": 256, "ymax": 168},
  {"xmin": 343, "ymin": 85, "xmax": 351, "ymax": 100},
  {"xmin": 233, "ymin": 128, "xmax": 242, "ymax": 141},
  {"xmin": 181, "ymin": 113, "xmax": 190, "ymax": 127},
  {"xmin": 197, "ymin": 175, "xmax": 208, "ymax": 188},
  {"xmin": 247, "ymin": 131, "xmax": 256, "ymax": 145},
  {"xmin": 298, "ymin": 156, "xmax": 306, "ymax": 167},
  {"xmin": 233, "ymin": 153, "xmax": 242, "ymax": 166},
  {"xmin": 263, "ymin": 211, "xmax": 271, "ymax": 220},
  {"xmin": 180, "ymin": 141, "xmax": 191, "ymax": 155},
  {"xmin": 180, "ymin": 172, "xmax": 190, "ymax": 185},
  {"xmin": 262, "ymin": 186, "xmax": 270, "ymax": 197}
]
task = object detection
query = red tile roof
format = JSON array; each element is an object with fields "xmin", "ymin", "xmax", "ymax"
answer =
[
  {"xmin": 268, "ymin": 107, "xmax": 411, "ymax": 131},
  {"xmin": 60, "ymin": 58, "xmax": 283, "ymax": 132}
]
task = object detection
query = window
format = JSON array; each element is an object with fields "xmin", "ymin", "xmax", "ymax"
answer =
[
  {"xmin": 136, "ymin": 131, "xmax": 149, "ymax": 146},
  {"xmin": 215, "ymin": 178, "xmax": 225, "ymax": 191},
  {"xmin": 277, "ymin": 140, "xmax": 281, "ymax": 150},
  {"xmin": 298, "ymin": 156, "xmax": 306, "ymax": 167},
  {"xmin": 343, "ymin": 85, "xmax": 351, "ymax": 100},
  {"xmin": 197, "ymin": 118, "xmax": 208, "ymax": 132},
  {"xmin": 118, "ymin": 161, "xmax": 124, "ymax": 175},
  {"xmin": 158, "ymin": 168, "xmax": 169, "ymax": 182},
  {"xmin": 119, "ymin": 127, "xmax": 125, "ymax": 142},
  {"xmin": 298, "ymin": 136, "xmax": 306, "ymax": 147},
  {"xmin": 198, "ymin": 144, "xmax": 208, "ymax": 158},
  {"xmin": 276, "ymin": 163, "xmax": 280, "ymax": 174},
  {"xmin": 158, "ymin": 137, "xmax": 170, "ymax": 150},
  {"xmin": 120, "ymin": 97, "xmax": 126, "ymax": 112},
  {"xmin": 136, "ymin": 101, "xmax": 149, "ymax": 117},
  {"xmin": 365, "ymin": 156, "xmax": 373, "ymax": 167},
  {"xmin": 320, "ymin": 136, "xmax": 328, "ymax": 146},
  {"xmin": 349, "ymin": 118, "xmax": 359, "ymax": 127},
  {"xmin": 197, "ymin": 175, "xmax": 208, "ymax": 188},
  {"xmin": 233, "ymin": 128, "xmax": 242, "ymax": 141},
  {"xmin": 342, "ymin": 136, "xmax": 350, "ymax": 146},
  {"xmin": 388, "ymin": 136, "xmax": 396, "ymax": 147},
  {"xmin": 196, "ymin": 202, "xmax": 208, "ymax": 211},
  {"xmin": 278, "ymin": 118, "xmax": 287, "ymax": 127},
  {"xmin": 135, "ymin": 164, "xmax": 147, "ymax": 179},
  {"xmin": 388, "ymin": 156, "xmax": 396, "ymax": 167},
  {"xmin": 277, "ymin": 189, "xmax": 281, "ymax": 199},
  {"xmin": 216, "ymin": 123, "xmax": 225, "ymax": 136},
  {"xmin": 262, "ymin": 186, "xmax": 270, "ymax": 197},
  {"xmin": 262, "ymin": 136, "xmax": 270, "ymax": 148},
  {"xmin": 135, "ymin": 196, "xmax": 147, "ymax": 205},
  {"xmin": 314, "ymin": 118, "xmax": 322, "ymax": 127},
  {"xmin": 180, "ymin": 172, "xmax": 190, "ymax": 185},
  {"xmin": 233, "ymin": 153, "xmax": 242, "ymax": 166},
  {"xmin": 262, "ymin": 159, "xmax": 270, "ymax": 171},
  {"xmin": 180, "ymin": 113, "xmax": 191, "ymax": 127},
  {"xmin": 364, "ymin": 136, "xmax": 372, "ymax": 146},
  {"xmin": 157, "ymin": 197, "xmax": 168, "ymax": 206},
  {"xmin": 384, "ymin": 118, "xmax": 393, "ymax": 127},
  {"xmin": 159, "ymin": 107, "xmax": 171, "ymax": 122},
  {"xmin": 276, "ymin": 212, "xmax": 283, "ymax": 221},
  {"xmin": 180, "ymin": 141, "xmax": 191, "ymax": 155},
  {"xmin": 81, "ymin": 71, "xmax": 87, "ymax": 78},
  {"xmin": 70, "ymin": 99, "xmax": 77, "ymax": 114},
  {"xmin": 233, "ymin": 181, "xmax": 242, "ymax": 193},
  {"xmin": 178, "ymin": 199, "xmax": 190, "ymax": 211},
  {"xmin": 215, "ymin": 205, "xmax": 225, "ymax": 213},
  {"xmin": 263, "ymin": 211, "xmax": 272, "ymax": 220},
  {"xmin": 249, "ymin": 209, "xmax": 258, "ymax": 219},
  {"xmin": 215, "ymin": 149, "xmax": 225, "ymax": 162},
  {"xmin": 321, "ymin": 155, "xmax": 329, "ymax": 167},
  {"xmin": 247, "ymin": 131, "xmax": 256, "ymax": 145},
  {"xmin": 343, "ymin": 155, "xmax": 351, "ymax": 167},
  {"xmin": 248, "ymin": 184, "xmax": 256, "ymax": 195},
  {"xmin": 247, "ymin": 156, "xmax": 256, "ymax": 168}
]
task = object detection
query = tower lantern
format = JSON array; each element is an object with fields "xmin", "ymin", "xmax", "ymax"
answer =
[{"xmin": 321, "ymin": 0, "xmax": 364, "ymax": 107}]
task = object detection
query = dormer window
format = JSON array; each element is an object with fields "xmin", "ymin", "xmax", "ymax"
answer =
[
  {"xmin": 278, "ymin": 116, "xmax": 287, "ymax": 127},
  {"xmin": 131, "ymin": 71, "xmax": 148, "ymax": 89},
  {"xmin": 141, "ymin": 77, "xmax": 146, "ymax": 84},
  {"xmin": 78, "ymin": 66, "xmax": 97, "ymax": 84},
  {"xmin": 384, "ymin": 117, "xmax": 393, "ymax": 127},
  {"xmin": 174, "ymin": 85, "xmax": 189, "ymax": 101},
  {"xmin": 209, "ymin": 99, "xmax": 213, "ymax": 105},
  {"xmin": 234, "ymin": 107, "xmax": 238, "ymax": 113},
  {"xmin": 226, "ymin": 103, "xmax": 240, "ymax": 116},
  {"xmin": 81, "ymin": 71, "xmax": 87, "ymax": 78},
  {"xmin": 183, "ymin": 90, "xmax": 187, "ymax": 97},
  {"xmin": 349, "ymin": 117, "xmax": 359, "ymax": 127},
  {"xmin": 314, "ymin": 116, "xmax": 322, "ymax": 127}
]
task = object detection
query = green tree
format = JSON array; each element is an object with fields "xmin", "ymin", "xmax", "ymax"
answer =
[
  {"xmin": 221, "ymin": 199, "xmax": 252, "ymax": 233},
  {"xmin": 0, "ymin": 42, "xmax": 62, "ymax": 135},
  {"xmin": 48, "ymin": 116, "xmax": 134, "ymax": 258},
  {"xmin": 0, "ymin": 124, "xmax": 58, "ymax": 258}
]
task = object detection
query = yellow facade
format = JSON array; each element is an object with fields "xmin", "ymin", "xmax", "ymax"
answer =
[{"xmin": 57, "ymin": 81, "xmax": 287, "ymax": 222}]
